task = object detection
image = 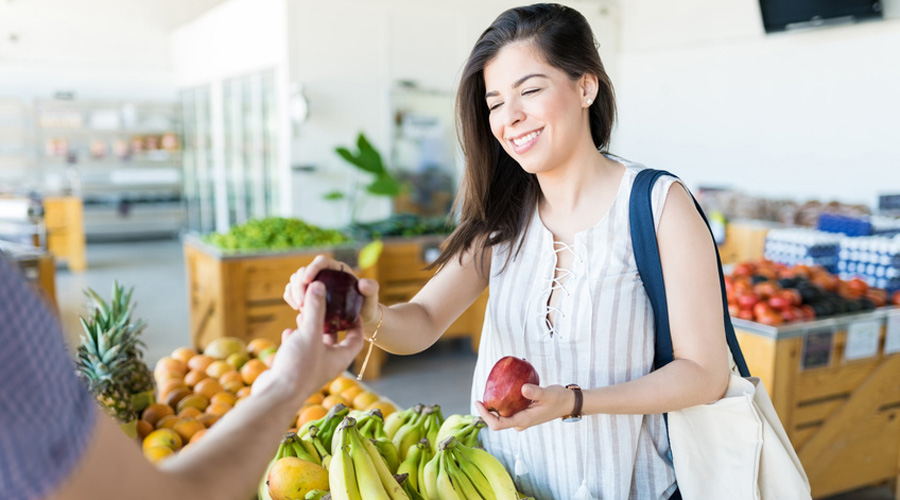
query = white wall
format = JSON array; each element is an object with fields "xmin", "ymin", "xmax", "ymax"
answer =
[
  {"xmin": 614, "ymin": 0, "xmax": 900, "ymax": 206},
  {"xmin": 285, "ymin": 0, "xmax": 619, "ymax": 228}
]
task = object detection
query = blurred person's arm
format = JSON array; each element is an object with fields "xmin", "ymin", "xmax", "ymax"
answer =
[{"xmin": 47, "ymin": 282, "xmax": 362, "ymax": 500}]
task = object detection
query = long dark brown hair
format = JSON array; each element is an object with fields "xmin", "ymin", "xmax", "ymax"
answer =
[{"xmin": 433, "ymin": 3, "xmax": 617, "ymax": 275}]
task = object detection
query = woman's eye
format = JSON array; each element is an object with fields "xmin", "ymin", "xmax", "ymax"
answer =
[
  {"xmin": 488, "ymin": 102, "xmax": 502, "ymax": 111},
  {"xmin": 523, "ymin": 88, "xmax": 541, "ymax": 96}
]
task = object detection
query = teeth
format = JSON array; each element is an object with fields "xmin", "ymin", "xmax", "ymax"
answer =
[{"xmin": 512, "ymin": 130, "xmax": 540, "ymax": 147}]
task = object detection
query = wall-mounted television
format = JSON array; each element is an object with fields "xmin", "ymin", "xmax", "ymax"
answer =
[{"xmin": 759, "ymin": 0, "xmax": 883, "ymax": 33}]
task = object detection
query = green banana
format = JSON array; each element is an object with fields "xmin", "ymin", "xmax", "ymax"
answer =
[
  {"xmin": 422, "ymin": 405, "xmax": 444, "ymax": 452},
  {"xmin": 385, "ymin": 404, "xmax": 423, "ymax": 439},
  {"xmin": 305, "ymin": 489, "xmax": 329, "ymax": 500},
  {"xmin": 455, "ymin": 441, "xmax": 517, "ymax": 500},
  {"xmin": 395, "ymin": 473, "xmax": 427, "ymax": 500},
  {"xmin": 416, "ymin": 439, "xmax": 435, "ymax": 499},
  {"xmin": 329, "ymin": 418, "xmax": 361, "ymax": 500},
  {"xmin": 436, "ymin": 450, "xmax": 463, "ymax": 500},
  {"xmin": 396, "ymin": 439, "xmax": 424, "ymax": 490},
  {"xmin": 444, "ymin": 448, "xmax": 482, "ymax": 500},
  {"xmin": 453, "ymin": 446, "xmax": 497, "ymax": 500},
  {"xmin": 292, "ymin": 439, "xmax": 320, "ymax": 465},
  {"xmin": 306, "ymin": 426, "xmax": 333, "ymax": 467},
  {"xmin": 393, "ymin": 411, "xmax": 428, "ymax": 461},
  {"xmin": 373, "ymin": 437, "xmax": 401, "ymax": 474},
  {"xmin": 359, "ymin": 429, "xmax": 410, "ymax": 500},
  {"xmin": 346, "ymin": 418, "xmax": 391, "ymax": 500},
  {"xmin": 301, "ymin": 403, "xmax": 350, "ymax": 448},
  {"xmin": 436, "ymin": 415, "xmax": 486, "ymax": 449}
]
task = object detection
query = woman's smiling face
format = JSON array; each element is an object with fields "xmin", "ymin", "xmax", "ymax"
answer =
[{"xmin": 484, "ymin": 41, "xmax": 590, "ymax": 175}]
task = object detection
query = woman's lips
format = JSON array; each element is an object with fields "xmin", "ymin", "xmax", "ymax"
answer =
[{"xmin": 509, "ymin": 128, "xmax": 543, "ymax": 155}]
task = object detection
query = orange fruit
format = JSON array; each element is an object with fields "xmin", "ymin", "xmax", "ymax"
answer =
[
  {"xmin": 156, "ymin": 415, "xmax": 179, "ymax": 430},
  {"xmin": 352, "ymin": 391, "xmax": 379, "ymax": 410},
  {"xmin": 305, "ymin": 392, "xmax": 325, "ymax": 406},
  {"xmin": 365, "ymin": 400, "xmax": 398, "ymax": 418},
  {"xmin": 184, "ymin": 369, "xmax": 209, "ymax": 388},
  {"xmin": 240, "ymin": 359, "xmax": 268, "ymax": 385},
  {"xmin": 171, "ymin": 346, "xmax": 198, "ymax": 365},
  {"xmin": 154, "ymin": 356, "xmax": 188, "ymax": 379},
  {"xmin": 247, "ymin": 337, "xmax": 277, "ymax": 357},
  {"xmin": 143, "ymin": 445, "xmax": 175, "ymax": 464},
  {"xmin": 189, "ymin": 429, "xmax": 207, "ymax": 444},
  {"xmin": 187, "ymin": 354, "xmax": 215, "ymax": 373},
  {"xmin": 173, "ymin": 418, "xmax": 206, "ymax": 443},
  {"xmin": 157, "ymin": 379, "xmax": 187, "ymax": 401},
  {"xmin": 236, "ymin": 386, "xmax": 252, "ymax": 398},
  {"xmin": 210, "ymin": 391, "xmax": 237, "ymax": 407},
  {"xmin": 176, "ymin": 394, "xmax": 209, "ymax": 414},
  {"xmin": 177, "ymin": 407, "xmax": 203, "ymax": 419},
  {"xmin": 206, "ymin": 402, "xmax": 233, "ymax": 418},
  {"xmin": 154, "ymin": 370, "xmax": 184, "ymax": 386},
  {"xmin": 206, "ymin": 360, "xmax": 233, "ymax": 379},
  {"xmin": 297, "ymin": 405, "xmax": 328, "ymax": 428},
  {"xmin": 328, "ymin": 376, "xmax": 357, "ymax": 396},
  {"xmin": 222, "ymin": 380, "xmax": 245, "ymax": 394},
  {"xmin": 321, "ymin": 394, "xmax": 349, "ymax": 410},
  {"xmin": 164, "ymin": 387, "xmax": 192, "ymax": 408},
  {"xmin": 136, "ymin": 419, "xmax": 154, "ymax": 440},
  {"xmin": 197, "ymin": 413, "xmax": 220, "ymax": 428},
  {"xmin": 141, "ymin": 403, "xmax": 175, "ymax": 427},
  {"xmin": 219, "ymin": 370, "xmax": 243, "ymax": 386},
  {"xmin": 226, "ymin": 352, "xmax": 251, "ymax": 370},
  {"xmin": 143, "ymin": 428, "xmax": 182, "ymax": 452},
  {"xmin": 193, "ymin": 378, "xmax": 224, "ymax": 401},
  {"xmin": 340, "ymin": 385, "xmax": 363, "ymax": 403}
]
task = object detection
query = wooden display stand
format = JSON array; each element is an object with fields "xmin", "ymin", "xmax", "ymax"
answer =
[
  {"xmin": 355, "ymin": 236, "xmax": 488, "ymax": 379},
  {"xmin": 184, "ymin": 235, "xmax": 372, "ymax": 350},
  {"xmin": 717, "ymin": 220, "xmax": 776, "ymax": 265},
  {"xmin": 733, "ymin": 309, "xmax": 900, "ymax": 499},
  {"xmin": 43, "ymin": 196, "xmax": 87, "ymax": 272}
]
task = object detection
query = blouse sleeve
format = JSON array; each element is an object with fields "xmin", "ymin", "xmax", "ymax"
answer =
[
  {"xmin": 0, "ymin": 255, "xmax": 97, "ymax": 500},
  {"xmin": 649, "ymin": 173, "xmax": 688, "ymax": 232}
]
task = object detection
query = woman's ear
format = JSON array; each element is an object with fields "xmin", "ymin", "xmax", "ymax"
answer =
[{"xmin": 580, "ymin": 73, "xmax": 600, "ymax": 103}]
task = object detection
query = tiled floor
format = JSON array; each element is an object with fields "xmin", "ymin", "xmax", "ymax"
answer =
[{"xmin": 53, "ymin": 237, "xmax": 896, "ymax": 500}]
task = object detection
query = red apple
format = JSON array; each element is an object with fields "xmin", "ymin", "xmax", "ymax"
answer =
[
  {"xmin": 483, "ymin": 356, "xmax": 540, "ymax": 418},
  {"xmin": 313, "ymin": 269, "xmax": 364, "ymax": 334}
]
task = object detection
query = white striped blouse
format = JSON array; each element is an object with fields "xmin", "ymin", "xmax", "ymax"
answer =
[{"xmin": 470, "ymin": 157, "xmax": 681, "ymax": 500}]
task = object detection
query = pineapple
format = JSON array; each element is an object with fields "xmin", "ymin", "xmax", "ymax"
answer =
[{"xmin": 74, "ymin": 282, "xmax": 155, "ymax": 423}]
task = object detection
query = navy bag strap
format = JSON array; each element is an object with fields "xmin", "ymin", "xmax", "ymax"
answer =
[{"xmin": 629, "ymin": 168, "xmax": 750, "ymax": 378}]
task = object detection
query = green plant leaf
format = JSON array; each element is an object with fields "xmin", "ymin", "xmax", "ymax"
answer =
[
  {"xmin": 356, "ymin": 133, "xmax": 385, "ymax": 175},
  {"xmin": 323, "ymin": 191, "xmax": 346, "ymax": 200},
  {"xmin": 335, "ymin": 147, "xmax": 361, "ymax": 169},
  {"xmin": 366, "ymin": 175, "xmax": 401, "ymax": 196}
]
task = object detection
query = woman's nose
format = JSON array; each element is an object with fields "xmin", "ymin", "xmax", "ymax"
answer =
[{"xmin": 503, "ymin": 100, "xmax": 525, "ymax": 127}]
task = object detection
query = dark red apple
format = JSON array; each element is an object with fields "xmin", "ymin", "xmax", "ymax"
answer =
[
  {"xmin": 483, "ymin": 356, "xmax": 540, "ymax": 418},
  {"xmin": 313, "ymin": 269, "xmax": 363, "ymax": 334}
]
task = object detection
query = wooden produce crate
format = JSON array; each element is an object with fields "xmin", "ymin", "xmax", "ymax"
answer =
[
  {"xmin": 355, "ymin": 235, "xmax": 488, "ymax": 380},
  {"xmin": 43, "ymin": 196, "xmax": 86, "ymax": 272},
  {"xmin": 733, "ymin": 308, "xmax": 900, "ymax": 499},
  {"xmin": 184, "ymin": 235, "xmax": 374, "ymax": 350}
]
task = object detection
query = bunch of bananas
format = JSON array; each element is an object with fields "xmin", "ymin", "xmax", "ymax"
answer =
[
  {"xmin": 330, "ymin": 416, "xmax": 410, "ymax": 500},
  {"xmin": 421, "ymin": 436, "xmax": 520, "ymax": 500},
  {"xmin": 391, "ymin": 405, "xmax": 445, "ymax": 461}
]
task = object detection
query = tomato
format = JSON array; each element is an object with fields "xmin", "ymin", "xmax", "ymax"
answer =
[
  {"xmin": 753, "ymin": 301, "xmax": 774, "ymax": 319},
  {"xmin": 728, "ymin": 303, "xmax": 741, "ymax": 317},
  {"xmin": 754, "ymin": 281, "xmax": 780, "ymax": 300},
  {"xmin": 781, "ymin": 288, "xmax": 803, "ymax": 307},
  {"xmin": 767, "ymin": 295, "xmax": 791, "ymax": 311},
  {"xmin": 757, "ymin": 312, "xmax": 784, "ymax": 327},
  {"xmin": 737, "ymin": 292, "xmax": 760, "ymax": 310},
  {"xmin": 846, "ymin": 277, "xmax": 869, "ymax": 295}
]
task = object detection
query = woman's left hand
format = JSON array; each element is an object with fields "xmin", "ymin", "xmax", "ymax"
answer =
[{"xmin": 475, "ymin": 384, "xmax": 573, "ymax": 432}]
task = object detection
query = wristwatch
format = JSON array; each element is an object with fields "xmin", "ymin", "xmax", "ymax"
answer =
[{"xmin": 562, "ymin": 384, "xmax": 583, "ymax": 423}]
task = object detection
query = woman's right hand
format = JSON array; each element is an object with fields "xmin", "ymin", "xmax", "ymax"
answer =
[{"xmin": 283, "ymin": 255, "xmax": 382, "ymax": 327}]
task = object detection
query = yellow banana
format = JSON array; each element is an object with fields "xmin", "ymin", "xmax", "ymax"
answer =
[
  {"xmin": 421, "ymin": 454, "xmax": 440, "ymax": 500},
  {"xmin": 456, "ymin": 444, "xmax": 517, "ymax": 500},
  {"xmin": 417, "ymin": 440, "xmax": 435, "ymax": 499},
  {"xmin": 397, "ymin": 440, "xmax": 424, "ymax": 491},
  {"xmin": 347, "ymin": 420, "xmax": 391, "ymax": 500},
  {"xmin": 360, "ymin": 431, "xmax": 410, "ymax": 500},
  {"xmin": 454, "ymin": 447, "xmax": 496, "ymax": 500},
  {"xmin": 329, "ymin": 424, "xmax": 361, "ymax": 500},
  {"xmin": 436, "ymin": 451, "xmax": 463, "ymax": 500}
]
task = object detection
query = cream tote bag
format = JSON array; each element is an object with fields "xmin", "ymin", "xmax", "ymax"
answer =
[{"xmin": 630, "ymin": 169, "xmax": 811, "ymax": 500}]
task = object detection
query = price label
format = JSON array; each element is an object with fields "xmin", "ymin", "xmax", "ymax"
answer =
[
  {"xmin": 885, "ymin": 311, "xmax": 900, "ymax": 355},
  {"xmin": 844, "ymin": 319, "xmax": 882, "ymax": 361},
  {"xmin": 801, "ymin": 329, "xmax": 833, "ymax": 370}
]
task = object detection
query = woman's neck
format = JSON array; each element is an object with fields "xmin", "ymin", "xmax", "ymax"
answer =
[{"xmin": 536, "ymin": 146, "xmax": 615, "ymax": 215}]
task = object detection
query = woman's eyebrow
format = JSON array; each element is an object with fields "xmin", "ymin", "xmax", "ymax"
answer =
[{"xmin": 485, "ymin": 73, "xmax": 549, "ymax": 98}]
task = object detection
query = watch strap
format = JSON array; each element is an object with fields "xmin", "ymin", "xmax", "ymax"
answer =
[{"xmin": 563, "ymin": 384, "xmax": 583, "ymax": 422}]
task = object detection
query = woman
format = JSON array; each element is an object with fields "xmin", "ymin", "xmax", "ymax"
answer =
[{"xmin": 285, "ymin": 4, "xmax": 730, "ymax": 498}]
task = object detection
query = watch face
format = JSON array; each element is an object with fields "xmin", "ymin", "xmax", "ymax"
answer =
[{"xmin": 562, "ymin": 415, "xmax": 582, "ymax": 423}]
